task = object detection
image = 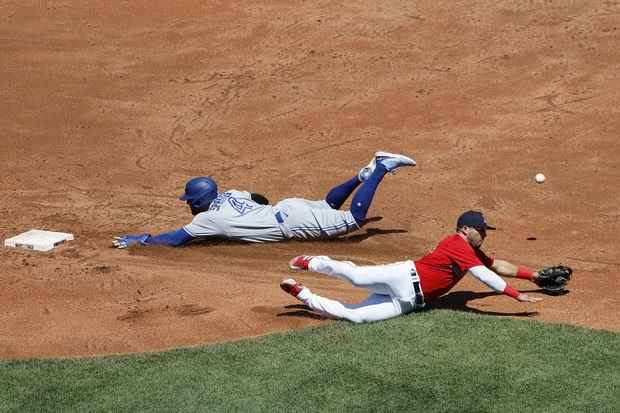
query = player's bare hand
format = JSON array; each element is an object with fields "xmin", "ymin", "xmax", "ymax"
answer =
[{"xmin": 516, "ymin": 293, "xmax": 542, "ymax": 303}]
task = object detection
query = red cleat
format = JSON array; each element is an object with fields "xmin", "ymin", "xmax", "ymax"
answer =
[
  {"xmin": 288, "ymin": 255, "xmax": 315, "ymax": 270},
  {"xmin": 280, "ymin": 278, "xmax": 305, "ymax": 298}
]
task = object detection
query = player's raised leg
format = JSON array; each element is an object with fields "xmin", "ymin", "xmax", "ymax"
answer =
[
  {"xmin": 324, "ymin": 151, "xmax": 415, "ymax": 210},
  {"xmin": 324, "ymin": 176, "xmax": 361, "ymax": 210},
  {"xmin": 349, "ymin": 152, "xmax": 416, "ymax": 224},
  {"xmin": 290, "ymin": 255, "xmax": 415, "ymax": 298},
  {"xmin": 323, "ymin": 152, "xmax": 379, "ymax": 210}
]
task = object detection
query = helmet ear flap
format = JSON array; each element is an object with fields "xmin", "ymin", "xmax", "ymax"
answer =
[{"xmin": 189, "ymin": 192, "xmax": 216, "ymax": 215}]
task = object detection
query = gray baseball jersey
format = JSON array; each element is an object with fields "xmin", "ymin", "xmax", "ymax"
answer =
[{"xmin": 183, "ymin": 190, "xmax": 358, "ymax": 243}]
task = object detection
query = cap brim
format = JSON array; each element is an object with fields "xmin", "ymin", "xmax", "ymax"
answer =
[
  {"xmin": 485, "ymin": 224, "xmax": 496, "ymax": 230},
  {"xmin": 179, "ymin": 194, "xmax": 191, "ymax": 201}
]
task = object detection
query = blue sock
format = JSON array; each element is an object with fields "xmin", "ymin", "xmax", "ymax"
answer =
[
  {"xmin": 350, "ymin": 164, "xmax": 388, "ymax": 224},
  {"xmin": 325, "ymin": 176, "xmax": 361, "ymax": 209}
]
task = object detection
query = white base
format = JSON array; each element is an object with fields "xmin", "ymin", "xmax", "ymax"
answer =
[{"xmin": 4, "ymin": 229, "xmax": 74, "ymax": 252}]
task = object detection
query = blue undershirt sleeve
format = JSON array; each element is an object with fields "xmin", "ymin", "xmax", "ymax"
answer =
[{"xmin": 146, "ymin": 228, "xmax": 194, "ymax": 247}]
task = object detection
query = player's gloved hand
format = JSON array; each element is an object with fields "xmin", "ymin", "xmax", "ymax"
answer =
[
  {"xmin": 534, "ymin": 265, "xmax": 573, "ymax": 295},
  {"xmin": 112, "ymin": 233, "xmax": 151, "ymax": 249}
]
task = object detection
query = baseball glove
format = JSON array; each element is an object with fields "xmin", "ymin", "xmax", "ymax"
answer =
[{"xmin": 535, "ymin": 265, "xmax": 572, "ymax": 295}]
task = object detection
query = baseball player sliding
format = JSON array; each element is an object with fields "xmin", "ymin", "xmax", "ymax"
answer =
[
  {"xmin": 280, "ymin": 210, "xmax": 572, "ymax": 323},
  {"xmin": 112, "ymin": 151, "xmax": 415, "ymax": 248}
]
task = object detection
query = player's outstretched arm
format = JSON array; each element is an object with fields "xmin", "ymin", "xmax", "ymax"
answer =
[
  {"xmin": 492, "ymin": 259, "xmax": 573, "ymax": 297},
  {"xmin": 113, "ymin": 228, "xmax": 194, "ymax": 248},
  {"xmin": 148, "ymin": 228, "xmax": 194, "ymax": 246},
  {"xmin": 469, "ymin": 265, "xmax": 542, "ymax": 303},
  {"xmin": 491, "ymin": 259, "xmax": 520, "ymax": 277},
  {"xmin": 492, "ymin": 259, "xmax": 545, "ymax": 284},
  {"xmin": 515, "ymin": 293, "xmax": 542, "ymax": 303}
]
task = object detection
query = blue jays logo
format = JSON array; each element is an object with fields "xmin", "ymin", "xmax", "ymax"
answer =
[
  {"xmin": 208, "ymin": 192, "xmax": 254, "ymax": 215},
  {"xmin": 228, "ymin": 196, "xmax": 254, "ymax": 215}
]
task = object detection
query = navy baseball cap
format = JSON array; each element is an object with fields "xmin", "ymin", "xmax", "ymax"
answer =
[{"xmin": 456, "ymin": 210, "xmax": 496, "ymax": 231}]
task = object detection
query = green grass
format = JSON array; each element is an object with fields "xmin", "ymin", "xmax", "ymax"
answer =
[{"xmin": 2, "ymin": 311, "xmax": 619, "ymax": 412}]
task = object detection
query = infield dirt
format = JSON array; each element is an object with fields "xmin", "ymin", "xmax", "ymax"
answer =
[{"xmin": 1, "ymin": 1, "xmax": 619, "ymax": 358}]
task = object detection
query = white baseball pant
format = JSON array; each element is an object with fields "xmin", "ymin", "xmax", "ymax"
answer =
[
  {"xmin": 297, "ymin": 256, "xmax": 421, "ymax": 323},
  {"xmin": 275, "ymin": 198, "xmax": 359, "ymax": 239}
]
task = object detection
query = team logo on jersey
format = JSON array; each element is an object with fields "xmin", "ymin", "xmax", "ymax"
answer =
[
  {"xmin": 228, "ymin": 196, "xmax": 254, "ymax": 215},
  {"xmin": 208, "ymin": 192, "xmax": 254, "ymax": 216}
]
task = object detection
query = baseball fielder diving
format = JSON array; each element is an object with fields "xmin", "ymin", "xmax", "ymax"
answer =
[
  {"xmin": 280, "ymin": 210, "xmax": 573, "ymax": 323},
  {"xmin": 112, "ymin": 151, "xmax": 415, "ymax": 248}
]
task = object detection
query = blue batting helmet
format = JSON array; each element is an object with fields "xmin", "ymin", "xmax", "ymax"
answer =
[{"xmin": 179, "ymin": 177, "xmax": 218, "ymax": 212}]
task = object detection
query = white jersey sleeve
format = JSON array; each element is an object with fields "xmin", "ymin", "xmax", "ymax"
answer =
[
  {"xmin": 469, "ymin": 265, "xmax": 507, "ymax": 293},
  {"xmin": 183, "ymin": 211, "xmax": 222, "ymax": 237}
]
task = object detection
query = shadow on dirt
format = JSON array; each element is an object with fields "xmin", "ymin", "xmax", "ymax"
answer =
[
  {"xmin": 430, "ymin": 290, "xmax": 540, "ymax": 317},
  {"xmin": 277, "ymin": 304, "xmax": 326, "ymax": 320},
  {"xmin": 277, "ymin": 291, "xmax": 544, "ymax": 321},
  {"xmin": 335, "ymin": 227, "xmax": 408, "ymax": 243}
]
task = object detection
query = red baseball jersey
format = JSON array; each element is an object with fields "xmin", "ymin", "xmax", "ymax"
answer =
[{"xmin": 414, "ymin": 234, "xmax": 494, "ymax": 301}]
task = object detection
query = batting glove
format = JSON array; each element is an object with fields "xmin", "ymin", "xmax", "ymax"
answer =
[{"xmin": 112, "ymin": 233, "xmax": 151, "ymax": 249}]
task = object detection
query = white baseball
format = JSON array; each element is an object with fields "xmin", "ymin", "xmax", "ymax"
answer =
[{"xmin": 535, "ymin": 173, "xmax": 545, "ymax": 184}]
